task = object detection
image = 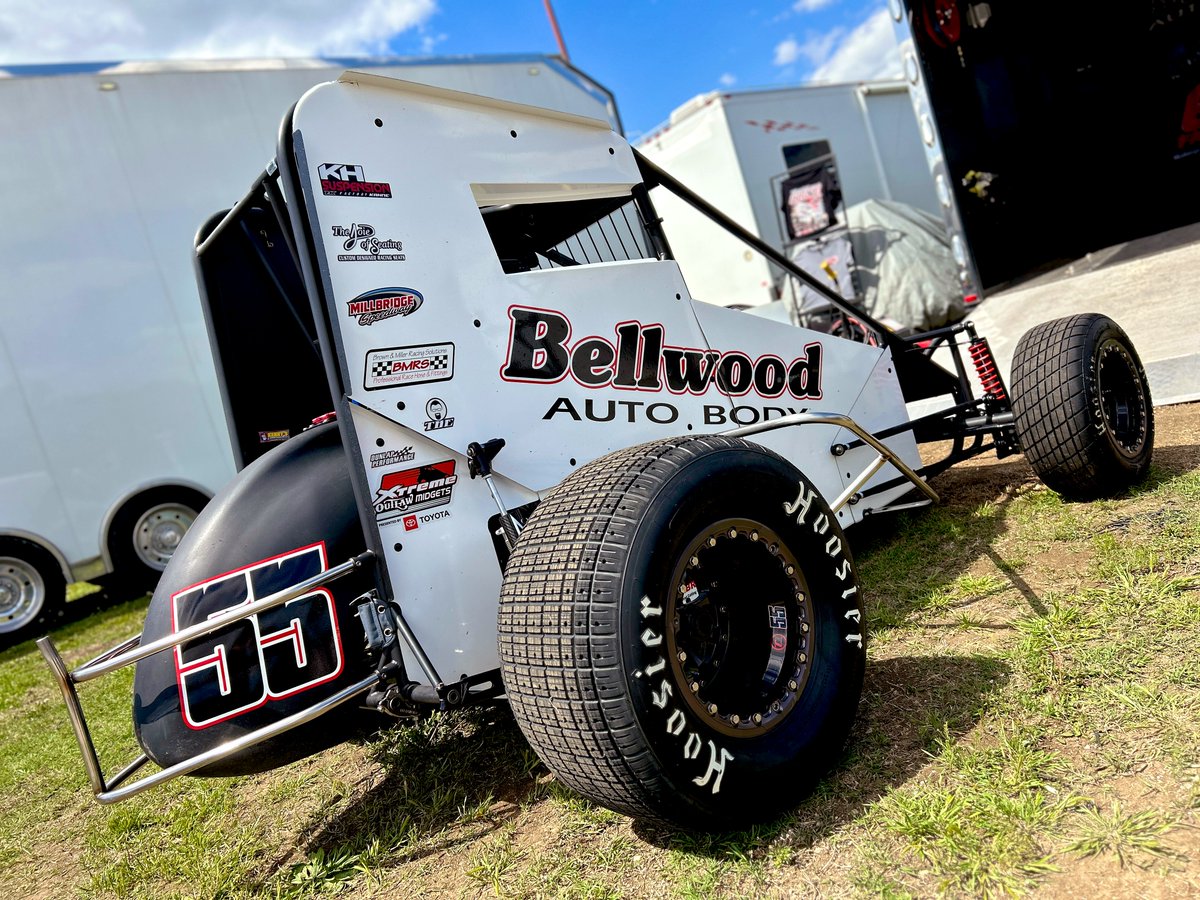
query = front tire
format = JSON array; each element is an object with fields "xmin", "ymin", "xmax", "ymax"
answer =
[
  {"xmin": 1010, "ymin": 314, "xmax": 1154, "ymax": 500},
  {"xmin": 498, "ymin": 436, "xmax": 865, "ymax": 829}
]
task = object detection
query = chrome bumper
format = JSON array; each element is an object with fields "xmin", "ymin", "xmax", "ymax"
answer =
[{"xmin": 38, "ymin": 552, "xmax": 378, "ymax": 804}]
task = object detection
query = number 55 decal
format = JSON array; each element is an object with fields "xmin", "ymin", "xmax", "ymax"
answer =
[{"xmin": 171, "ymin": 543, "xmax": 345, "ymax": 730}]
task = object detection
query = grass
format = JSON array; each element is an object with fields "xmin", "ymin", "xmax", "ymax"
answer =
[{"xmin": 1, "ymin": 414, "xmax": 1199, "ymax": 898}]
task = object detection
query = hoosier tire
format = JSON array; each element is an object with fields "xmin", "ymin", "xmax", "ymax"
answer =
[
  {"xmin": 1010, "ymin": 314, "xmax": 1153, "ymax": 500},
  {"xmin": 498, "ymin": 436, "xmax": 865, "ymax": 829}
]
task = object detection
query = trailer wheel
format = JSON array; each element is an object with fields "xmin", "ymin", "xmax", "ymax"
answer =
[
  {"xmin": 1011, "ymin": 314, "xmax": 1154, "ymax": 500},
  {"xmin": 0, "ymin": 537, "xmax": 66, "ymax": 642},
  {"xmin": 498, "ymin": 436, "xmax": 865, "ymax": 829},
  {"xmin": 107, "ymin": 487, "xmax": 208, "ymax": 594}
]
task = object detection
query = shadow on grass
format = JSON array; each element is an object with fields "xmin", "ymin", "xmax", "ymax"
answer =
[
  {"xmin": 246, "ymin": 704, "xmax": 537, "ymax": 890},
  {"xmin": 633, "ymin": 652, "xmax": 1009, "ymax": 854}
]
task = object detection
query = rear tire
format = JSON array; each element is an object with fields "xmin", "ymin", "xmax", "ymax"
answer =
[
  {"xmin": 0, "ymin": 537, "xmax": 66, "ymax": 643},
  {"xmin": 107, "ymin": 487, "xmax": 208, "ymax": 595},
  {"xmin": 498, "ymin": 436, "xmax": 865, "ymax": 829},
  {"xmin": 1011, "ymin": 314, "xmax": 1153, "ymax": 500}
]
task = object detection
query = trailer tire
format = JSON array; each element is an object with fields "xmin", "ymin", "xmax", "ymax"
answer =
[
  {"xmin": 498, "ymin": 436, "xmax": 865, "ymax": 829},
  {"xmin": 107, "ymin": 487, "xmax": 208, "ymax": 595},
  {"xmin": 1011, "ymin": 314, "xmax": 1153, "ymax": 500},
  {"xmin": 0, "ymin": 536, "xmax": 66, "ymax": 643}
]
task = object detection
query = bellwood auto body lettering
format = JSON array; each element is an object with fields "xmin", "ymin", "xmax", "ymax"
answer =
[{"xmin": 501, "ymin": 306, "xmax": 823, "ymax": 400}]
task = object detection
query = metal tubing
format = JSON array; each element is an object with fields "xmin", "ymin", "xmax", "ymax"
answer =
[
  {"xmin": 95, "ymin": 673, "xmax": 379, "ymax": 804},
  {"xmin": 634, "ymin": 152, "xmax": 902, "ymax": 352},
  {"xmin": 830, "ymin": 453, "xmax": 887, "ymax": 512},
  {"xmin": 106, "ymin": 754, "xmax": 150, "ymax": 790},
  {"xmin": 37, "ymin": 636, "xmax": 106, "ymax": 795},
  {"xmin": 392, "ymin": 606, "xmax": 444, "ymax": 691},
  {"xmin": 722, "ymin": 411, "xmax": 939, "ymax": 504},
  {"xmin": 194, "ymin": 171, "xmax": 269, "ymax": 257},
  {"xmin": 72, "ymin": 553, "xmax": 371, "ymax": 683},
  {"xmin": 78, "ymin": 633, "xmax": 141, "ymax": 671}
]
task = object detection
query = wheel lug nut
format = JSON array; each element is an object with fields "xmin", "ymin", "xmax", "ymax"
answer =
[
  {"xmin": 707, "ymin": 537, "xmax": 717, "ymax": 547},
  {"xmin": 801, "ymin": 622, "xmax": 809, "ymax": 633},
  {"xmin": 690, "ymin": 681, "xmax": 700, "ymax": 692},
  {"xmin": 677, "ymin": 651, "xmax": 687, "ymax": 662},
  {"xmin": 799, "ymin": 654, "xmax": 807, "ymax": 663},
  {"xmin": 678, "ymin": 584, "xmax": 687, "ymax": 594},
  {"xmin": 750, "ymin": 531, "xmax": 759, "ymax": 541},
  {"xmin": 728, "ymin": 528, "xmax": 737, "ymax": 538},
  {"xmin": 707, "ymin": 703, "xmax": 718, "ymax": 715},
  {"xmin": 795, "ymin": 591, "xmax": 804, "ymax": 601},
  {"xmin": 788, "ymin": 679, "xmax": 798, "ymax": 690},
  {"xmin": 730, "ymin": 714, "xmax": 740, "ymax": 725},
  {"xmin": 771, "ymin": 701, "xmax": 781, "ymax": 712},
  {"xmin": 752, "ymin": 713, "xmax": 763, "ymax": 724},
  {"xmin": 690, "ymin": 556, "xmax": 700, "ymax": 567},
  {"xmin": 785, "ymin": 565, "xmax": 795, "ymax": 575}
]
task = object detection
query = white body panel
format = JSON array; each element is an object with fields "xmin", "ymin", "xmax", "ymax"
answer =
[
  {"xmin": 637, "ymin": 83, "xmax": 939, "ymax": 309},
  {"xmin": 0, "ymin": 58, "xmax": 615, "ymax": 574},
  {"xmin": 290, "ymin": 74, "xmax": 922, "ymax": 684}
]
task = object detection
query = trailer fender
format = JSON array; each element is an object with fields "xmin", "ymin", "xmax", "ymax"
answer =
[{"xmin": 132, "ymin": 422, "xmax": 375, "ymax": 776}]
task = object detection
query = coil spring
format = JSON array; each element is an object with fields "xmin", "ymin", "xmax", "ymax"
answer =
[{"xmin": 968, "ymin": 337, "xmax": 1006, "ymax": 401}]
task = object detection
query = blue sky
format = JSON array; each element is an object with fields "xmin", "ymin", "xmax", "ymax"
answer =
[{"xmin": 0, "ymin": 0, "xmax": 900, "ymax": 138}]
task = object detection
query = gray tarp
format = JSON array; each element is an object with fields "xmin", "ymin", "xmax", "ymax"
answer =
[{"xmin": 785, "ymin": 198, "xmax": 964, "ymax": 332}]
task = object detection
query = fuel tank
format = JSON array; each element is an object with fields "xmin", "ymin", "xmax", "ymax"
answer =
[{"xmin": 132, "ymin": 422, "xmax": 376, "ymax": 775}]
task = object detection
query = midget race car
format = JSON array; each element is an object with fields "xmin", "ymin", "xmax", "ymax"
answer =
[{"xmin": 40, "ymin": 73, "xmax": 1154, "ymax": 831}]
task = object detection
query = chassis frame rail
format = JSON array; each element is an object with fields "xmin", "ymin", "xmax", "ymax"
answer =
[
  {"xmin": 723, "ymin": 411, "xmax": 939, "ymax": 512},
  {"xmin": 37, "ymin": 552, "xmax": 375, "ymax": 803}
]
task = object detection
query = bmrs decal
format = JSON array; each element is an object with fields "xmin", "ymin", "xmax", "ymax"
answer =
[
  {"xmin": 500, "ymin": 306, "xmax": 823, "ymax": 400},
  {"xmin": 171, "ymin": 543, "xmax": 344, "ymax": 730}
]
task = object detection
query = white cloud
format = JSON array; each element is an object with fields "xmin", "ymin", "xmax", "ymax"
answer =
[
  {"xmin": 718, "ymin": 72, "xmax": 737, "ymax": 87},
  {"xmin": 774, "ymin": 36, "xmax": 802, "ymax": 67},
  {"xmin": 0, "ymin": 0, "xmax": 437, "ymax": 64},
  {"xmin": 810, "ymin": 9, "xmax": 901, "ymax": 82},
  {"xmin": 774, "ymin": 29, "xmax": 845, "ymax": 69},
  {"xmin": 793, "ymin": 0, "xmax": 837, "ymax": 12}
]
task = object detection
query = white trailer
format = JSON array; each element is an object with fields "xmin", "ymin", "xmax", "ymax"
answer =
[
  {"xmin": 636, "ymin": 81, "xmax": 939, "ymax": 309},
  {"xmin": 0, "ymin": 54, "xmax": 618, "ymax": 640}
]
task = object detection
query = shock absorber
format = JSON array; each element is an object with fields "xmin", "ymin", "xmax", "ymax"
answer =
[{"xmin": 968, "ymin": 335, "xmax": 1007, "ymax": 401}]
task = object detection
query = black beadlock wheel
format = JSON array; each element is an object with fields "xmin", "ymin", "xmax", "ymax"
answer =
[
  {"xmin": 498, "ymin": 436, "xmax": 865, "ymax": 829},
  {"xmin": 1010, "ymin": 314, "xmax": 1154, "ymax": 500}
]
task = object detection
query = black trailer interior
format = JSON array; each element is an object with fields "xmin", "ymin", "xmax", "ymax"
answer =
[{"xmin": 902, "ymin": 1, "xmax": 1200, "ymax": 289}]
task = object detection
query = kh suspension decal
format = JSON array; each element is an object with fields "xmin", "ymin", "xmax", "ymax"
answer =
[
  {"xmin": 364, "ymin": 341, "xmax": 453, "ymax": 390},
  {"xmin": 373, "ymin": 460, "xmax": 458, "ymax": 526},
  {"xmin": 346, "ymin": 287, "xmax": 423, "ymax": 326},
  {"xmin": 500, "ymin": 306, "xmax": 824, "ymax": 400},
  {"xmin": 170, "ymin": 543, "xmax": 344, "ymax": 730},
  {"xmin": 317, "ymin": 163, "xmax": 392, "ymax": 199}
]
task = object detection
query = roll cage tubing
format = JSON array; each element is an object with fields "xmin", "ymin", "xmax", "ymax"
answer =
[{"xmin": 203, "ymin": 110, "xmax": 1019, "ymax": 517}]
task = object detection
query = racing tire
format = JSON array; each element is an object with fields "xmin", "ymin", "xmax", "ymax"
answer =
[
  {"xmin": 107, "ymin": 486, "xmax": 209, "ymax": 596},
  {"xmin": 0, "ymin": 536, "xmax": 66, "ymax": 644},
  {"xmin": 498, "ymin": 436, "xmax": 865, "ymax": 829},
  {"xmin": 1010, "ymin": 314, "xmax": 1154, "ymax": 500}
]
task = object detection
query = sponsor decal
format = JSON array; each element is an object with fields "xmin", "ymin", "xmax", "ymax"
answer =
[
  {"xmin": 369, "ymin": 446, "xmax": 415, "ymax": 468},
  {"xmin": 331, "ymin": 223, "xmax": 405, "ymax": 262},
  {"xmin": 501, "ymin": 306, "xmax": 824, "ymax": 401},
  {"xmin": 258, "ymin": 429, "xmax": 290, "ymax": 444},
  {"xmin": 423, "ymin": 397, "xmax": 454, "ymax": 432},
  {"xmin": 364, "ymin": 342, "xmax": 454, "ymax": 390},
  {"xmin": 318, "ymin": 163, "xmax": 391, "ymax": 199},
  {"xmin": 402, "ymin": 515, "xmax": 419, "ymax": 532},
  {"xmin": 542, "ymin": 397, "xmax": 808, "ymax": 427},
  {"xmin": 171, "ymin": 543, "xmax": 343, "ymax": 730},
  {"xmin": 346, "ymin": 287, "xmax": 423, "ymax": 326},
  {"xmin": 373, "ymin": 460, "xmax": 458, "ymax": 526}
]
